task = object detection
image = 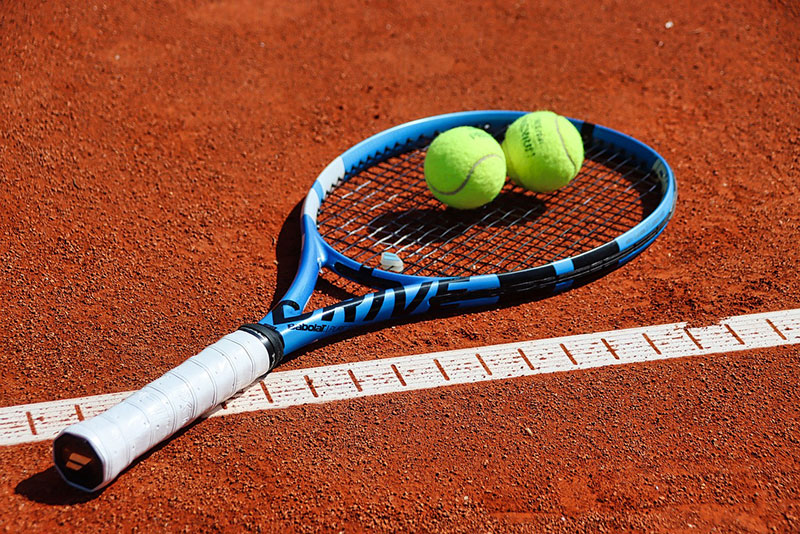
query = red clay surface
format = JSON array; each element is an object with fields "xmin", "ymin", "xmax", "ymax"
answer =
[{"xmin": 1, "ymin": 0, "xmax": 799, "ymax": 532}]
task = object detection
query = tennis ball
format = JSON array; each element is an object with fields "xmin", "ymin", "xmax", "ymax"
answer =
[
  {"xmin": 423, "ymin": 126, "xmax": 507, "ymax": 210},
  {"xmin": 501, "ymin": 111, "xmax": 584, "ymax": 193}
]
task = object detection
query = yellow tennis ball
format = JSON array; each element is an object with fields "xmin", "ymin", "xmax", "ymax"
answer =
[
  {"xmin": 502, "ymin": 111, "xmax": 584, "ymax": 193},
  {"xmin": 423, "ymin": 126, "xmax": 507, "ymax": 210}
]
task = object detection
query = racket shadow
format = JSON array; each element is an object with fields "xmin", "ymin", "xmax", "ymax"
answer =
[
  {"xmin": 333, "ymin": 188, "xmax": 550, "ymax": 276},
  {"xmin": 368, "ymin": 188, "xmax": 548, "ymax": 246},
  {"xmin": 269, "ymin": 198, "xmax": 305, "ymax": 311}
]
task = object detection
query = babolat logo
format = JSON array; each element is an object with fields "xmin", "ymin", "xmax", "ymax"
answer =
[
  {"xmin": 287, "ymin": 323, "xmax": 347, "ymax": 333},
  {"xmin": 289, "ymin": 323, "xmax": 326, "ymax": 332}
]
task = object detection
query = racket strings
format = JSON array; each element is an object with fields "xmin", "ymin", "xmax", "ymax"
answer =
[
  {"xmin": 513, "ymin": 149, "xmax": 658, "ymax": 264},
  {"xmin": 322, "ymin": 153, "xmax": 432, "ymax": 253},
  {"xmin": 457, "ymin": 158, "xmax": 653, "ymax": 272},
  {"xmin": 317, "ymin": 136, "xmax": 662, "ymax": 278}
]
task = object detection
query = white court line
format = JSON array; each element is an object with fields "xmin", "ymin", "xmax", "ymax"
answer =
[{"xmin": 1, "ymin": 308, "xmax": 799, "ymax": 447}]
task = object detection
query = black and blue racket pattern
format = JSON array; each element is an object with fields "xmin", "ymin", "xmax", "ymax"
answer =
[{"xmin": 54, "ymin": 110, "xmax": 676, "ymax": 491}]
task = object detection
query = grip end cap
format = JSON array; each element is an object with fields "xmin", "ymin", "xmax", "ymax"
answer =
[{"xmin": 53, "ymin": 431, "xmax": 106, "ymax": 492}]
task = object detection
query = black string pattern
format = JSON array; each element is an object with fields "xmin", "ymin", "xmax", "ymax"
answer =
[{"xmin": 317, "ymin": 135, "xmax": 662, "ymax": 279}]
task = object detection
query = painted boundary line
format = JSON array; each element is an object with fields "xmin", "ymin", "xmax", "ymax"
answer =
[{"xmin": 2, "ymin": 308, "xmax": 799, "ymax": 447}]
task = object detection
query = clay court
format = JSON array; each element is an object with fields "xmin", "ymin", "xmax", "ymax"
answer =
[{"xmin": 1, "ymin": 0, "xmax": 799, "ymax": 532}]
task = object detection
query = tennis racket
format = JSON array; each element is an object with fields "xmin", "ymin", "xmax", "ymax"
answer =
[{"xmin": 54, "ymin": 110, "xmax": 676, "ymax": 491}]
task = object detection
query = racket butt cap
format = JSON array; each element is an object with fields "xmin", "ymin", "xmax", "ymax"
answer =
[{"xmin": 53, "ymin": 432, "xmax": 105, "ymax": 492}]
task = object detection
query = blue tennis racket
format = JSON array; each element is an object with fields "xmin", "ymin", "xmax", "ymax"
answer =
[{"xmin": 54, "ymin": 110, "xmax": 676, "ymax": 491}]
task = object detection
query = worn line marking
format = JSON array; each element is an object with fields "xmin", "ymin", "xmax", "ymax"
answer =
[
  {"xmin": 765, "ymin": 318, "xmax": 788, "ymax": 340},
  {"xmin": 25, "ymin": 412, "xmax": 37, "ymax": 436},
  {"xmin": 433, "ymin": 359, "xmax": 450, "ymax": 381},
  {"xmin": 560, "ymin": 343, "xmax": 578, "ymax": 365},
  {"xmin": 476, "ymin": 353, "xmax": 492, "ymax": 376},
  {"xmin": 724, "ymin": 324, "xmax": 745, "ymax": 345},
  {"xmin": 2, "ymin": 308, "xmax": 799, "ymax": 447},
  {"xmin": 348, "ymin": 369, "xmax": 363, "ymax": 392},
  {"xmin": 642, "ymin": 332, "xmax": 662, "ymax": 355},
  {"xmin": 684, "ymin": 327, "xmax": 704, "ymax": 350},
  {"xmin": 259, "ymin": 381, "xmax": 273, "ymax": 403},
  {"xmin": 601, "ymin": 338, "xmax": 620, "ymax": 360},
  {"xmin": 304, "ymin": 375, "xmax": 318, "ymax": 398},
  {"xmin": 517, "ymin": 348, "xmax": 535, "ymax": 370},
  {"xmin": 391, "ymin": 364, "xmax": 407, "ymax": 386}
]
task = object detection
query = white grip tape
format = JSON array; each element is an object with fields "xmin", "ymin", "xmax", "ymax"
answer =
[{"xmin": 55, "ymin": 330, "xmax": 272, "ymax": 490}]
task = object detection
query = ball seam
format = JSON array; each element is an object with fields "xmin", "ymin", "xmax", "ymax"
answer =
[
  {"xmin": 553, "ymin": 115, "xmax": 578, "ymax": 176},
  {"xmin": 427, "ymin": 153, "xmax": 503, "ymax": 196}
]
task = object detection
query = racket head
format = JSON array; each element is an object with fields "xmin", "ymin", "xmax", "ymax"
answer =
[{"xmin": 299, "ymin": 110, "xmax": 675, "ymax": 294}]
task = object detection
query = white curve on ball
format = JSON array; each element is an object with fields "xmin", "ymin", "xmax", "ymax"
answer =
[
  {"xmin": 553, "ymin": 115, "xmax": 578, "ymax": 176},
  {"xmin": 429, "ymin": 153, "xmax": 503, "ymax": 196}
]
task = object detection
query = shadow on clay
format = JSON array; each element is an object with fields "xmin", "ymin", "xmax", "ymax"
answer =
[
  {"xmin": 15, "ymin": 418, "xmax": 203, "ymax": 504},
  {"xmin": 14, "ymin": 467, "xmax": 97, "ymax": 505}
]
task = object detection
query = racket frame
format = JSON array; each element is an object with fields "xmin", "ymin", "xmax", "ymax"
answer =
[
  {"xmin": 53, "ymin": 110, "xmax": 676, "ymax": 492},
  {"xmin": 263, "ymin": 110, "xmax": 676, "ymax": 354}
]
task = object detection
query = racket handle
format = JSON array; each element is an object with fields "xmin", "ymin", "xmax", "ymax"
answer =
[{"xmin": 53, "ymin": 325, "xmax": 283, "ymax": 492}]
